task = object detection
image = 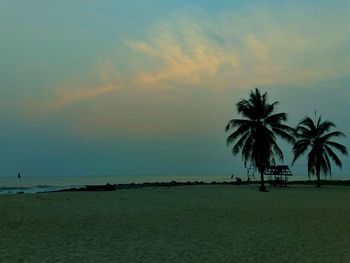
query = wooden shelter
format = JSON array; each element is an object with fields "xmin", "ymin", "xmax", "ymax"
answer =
[{"xmin": 265, "ymin": 165, "xmax": 292, "ymax": 187}]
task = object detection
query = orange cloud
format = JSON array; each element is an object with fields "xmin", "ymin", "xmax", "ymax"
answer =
[
  {"xmin": 57, "ymin": 84, "xmax": 121, "ymax": 106},
  {"xmin": 125, "ymin": 15, "xmax": 239, "ymax": 89}
]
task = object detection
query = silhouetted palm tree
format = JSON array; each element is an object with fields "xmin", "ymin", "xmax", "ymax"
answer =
[
  {"xmin": 225, "ymin": 88, "xmax": 294, "ymax": 191},
  {"xmin": 292, "ymin": 116, "xmax": 348, "ymax": 187}
]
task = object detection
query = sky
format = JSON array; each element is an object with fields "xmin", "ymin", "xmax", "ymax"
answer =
[{"xmin": 0, "ymin": 0, "xmax": 349, "ymax": 178}]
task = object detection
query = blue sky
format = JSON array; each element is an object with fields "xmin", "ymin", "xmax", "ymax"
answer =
[{"xmin": 0, "ymin": 0, "xmax": 349, "ymax": 177}]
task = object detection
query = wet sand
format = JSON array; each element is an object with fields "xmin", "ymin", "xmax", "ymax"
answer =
[{"xmin": 0, "ymin": 185, "xmax": 349, "ymax": 262}]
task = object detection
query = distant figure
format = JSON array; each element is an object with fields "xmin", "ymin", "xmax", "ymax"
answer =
[{"xmin": 18, "ymin": 172, "xmax": 22, "ymax": 188}]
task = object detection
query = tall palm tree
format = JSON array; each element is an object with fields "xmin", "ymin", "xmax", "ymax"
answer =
[
  {"xmin": 292, "ymin": 116, "xmax": 348, "ymax": 187},
  {"xmin": 225, "ymin": 88, "xmax": 294, "ymax": 191}
]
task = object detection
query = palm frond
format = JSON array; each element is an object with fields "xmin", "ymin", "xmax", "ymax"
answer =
[
  {"xmin": 326, "ymin": 141, "xmax": 348, "ymax": 155},
  {"xmin": 271, "ymin": 142, "xmax": 284, "ymax": 161},
  {"xmin": 232, "ymin": 132, "xmax": 250, "ymax": 155},
  {"xmin": 324, "ymin": 145, "xmax": 342, "ymax": 168},
  {"xmin": 292, "ymin": 139, "xmax": 310, "ymax": 164},
  {"xmin": 317, "ymin": 120, "xmax": 335, "ymax": 135},
  {"xmin": 272, "ymin": 127, "xmax": 295, "ymax": 144},
  {"xmin": 307, "ymin": 150, "xmax": 317, "ymax": 177},
  {"xmin": 225, "ymin": 119, "xmax": 251, "ymax": 132},
  {"xmin": 265, "ymin": 101, "xmax": 278, "ymax": 117},
  {"xmin": 241, "ymin": 135, "xmax": 254, "ymax": 167},
  {"xmin": 323, "ymin": 153, "xmax": 332, "ymax": 176},
  {"xmin": 320, "ymin": 131, "xmax": 347, "ymax": 143},
  {"xmin": 294, "ymin": 125, "xmax": 312, "ymax": 139},
  {"xmin": 226, "ymin": 124, "xmax": 251, "ymax": 145},
  {"xmin": 298, "ymin": 117, "xmax": 316, "ymax": 134},
  {"xmin": 264, "ymin": 113, "xmax": 287, "ymax": 125},
  {"xmin": 274, "ymin": 123, "xmax": 295, "ymax": 133}
]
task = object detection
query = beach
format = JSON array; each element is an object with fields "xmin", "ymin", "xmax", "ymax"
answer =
[{"xmin": 1, "ymin": 185, "xmax": 349, "ymax": 262}]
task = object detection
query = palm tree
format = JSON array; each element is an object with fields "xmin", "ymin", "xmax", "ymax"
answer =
[
  {"xmin": 292, "ymin": 116, "xmax": 348, "ymax": 187},
  {"xmin": 225, "ymin": 88, "xmax": 294, "ymax": 191}
]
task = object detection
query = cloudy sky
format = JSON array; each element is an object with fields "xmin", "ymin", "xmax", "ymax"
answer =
[{"xmin": 0, "ymin": 0, "xmax": 349, "ymax": 177}]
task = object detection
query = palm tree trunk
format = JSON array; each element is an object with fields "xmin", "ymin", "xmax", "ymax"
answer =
[
  {"xmin": 259, "ymin": 170, "xmax": 267, "ymax": 192},
  {"xmin": 316, "ymin": 165, "xmax": 321, "ymax": 187}
]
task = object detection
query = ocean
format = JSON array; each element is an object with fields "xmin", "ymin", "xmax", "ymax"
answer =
[{"xmin": 0, "ymin": 173, "xmax": 349, "ymax": 194}]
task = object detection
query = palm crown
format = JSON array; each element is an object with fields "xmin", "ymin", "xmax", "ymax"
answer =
[{"xmin": 293, "ymin": 116, "xmax": 348, "ymax": 182}]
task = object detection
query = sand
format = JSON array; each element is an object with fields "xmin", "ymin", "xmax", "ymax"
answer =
[{"xmin": 0, "ymin": 185, "xmax": 349, "ymax": 262}]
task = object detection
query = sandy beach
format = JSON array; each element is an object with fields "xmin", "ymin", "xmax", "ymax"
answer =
[{"xmin": 1, "ymin": 185, "xmax": 349, "ymax": 262}]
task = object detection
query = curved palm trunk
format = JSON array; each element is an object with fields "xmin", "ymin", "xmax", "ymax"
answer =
[
  {"xmin": 259, "ymin": 170, "xmax": 267, "ymax": 192},
  {"xmin": 316, "ymin": 163, "xmax": 321, "ymax": 187},
  {"xmin": 258, "ymin": 151, "xmax": 267, "ymax": 192}
]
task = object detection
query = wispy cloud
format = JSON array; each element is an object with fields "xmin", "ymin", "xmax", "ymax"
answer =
[
  {"xmin": 57, "ymin": 84, "xmax": 121, "ymax": 106},
  {"xmin": 123, "ymin": 9, "xmax": 348, "ymax": 90},
  {"xmin": 126, "ymin": 15, "xmax": 239, "ymax": 88},
  {"xmin": 48, "ymin": 7, "xmax": 349, "ymax": 105},
  {"xmin": 21, "ymin": 6, "xmax": 350, "ymax": 136}
]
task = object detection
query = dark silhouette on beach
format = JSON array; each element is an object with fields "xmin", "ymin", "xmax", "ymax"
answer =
[
  {"xmin": 292, "ymin": 115, "xmax": 348, "ymax": 187},
  {"xmin": 225, "ymin": 88, "xmax": 294, "ymax": 191},
  {"xmin": 18, "ymin": 172, "xmax": 22, "ymax": 188}
]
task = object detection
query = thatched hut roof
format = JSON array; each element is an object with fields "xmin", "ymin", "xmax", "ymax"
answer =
[{"xmin": 265, "ymin": 165, "xmax": 292, "ymax": 176}]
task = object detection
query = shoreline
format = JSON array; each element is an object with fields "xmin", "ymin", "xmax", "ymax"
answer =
[
  {"xmin": 50, "ymin": 179, "xmax": 350, "ymax": 193},
  {"xmin": 2, "ymin": 179, "xmax": 349, "ymax": 195}
]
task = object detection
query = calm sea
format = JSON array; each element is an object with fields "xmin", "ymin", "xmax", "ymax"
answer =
[{"xmin": 0, "ymin": 173, "xmax": 349, "ymax": 194}]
